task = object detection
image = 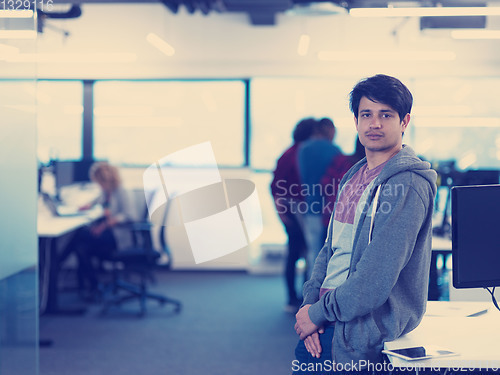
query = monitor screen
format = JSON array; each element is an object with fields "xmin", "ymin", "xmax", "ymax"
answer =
[
  {"xmin": 452, "ymin": 184, "xmax": 500, "ymax": 288},
  {"xmin": 54, "ymin": 160, "xmax": 94, "ymax": 190},
  {"xmin": 53, "ymin": 160, "xmax": 75, "ymax": 190},
  {"xmin": 461, "ymin": 169, "xmax": 499, "ymax": 186},
  {"xmin": 72, "ymin": 160, "xmax": 94, "ymax": 184}
]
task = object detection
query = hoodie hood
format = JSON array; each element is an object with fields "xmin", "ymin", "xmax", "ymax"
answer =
[{"xmin": 376, "ymin": 145, "xmax": 437, "ymax": 195}]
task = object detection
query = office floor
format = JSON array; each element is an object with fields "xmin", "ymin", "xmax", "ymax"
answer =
[{"xmin": 39, "ymin": 270, "xmax": 298, "ymax": 375}]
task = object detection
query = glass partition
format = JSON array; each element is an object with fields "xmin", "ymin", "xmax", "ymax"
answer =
[{"xmin": 0, "ymin": 7, "xmax": 38, "ymax": 375}]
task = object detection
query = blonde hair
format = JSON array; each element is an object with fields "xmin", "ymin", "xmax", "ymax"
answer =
[{"xmin": 89, "ymin": 161, "xmax": 121, "ymax": 192}]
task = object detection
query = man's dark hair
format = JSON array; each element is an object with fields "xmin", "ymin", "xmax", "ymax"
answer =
[
  {"xmin": 349, "ymin": 74, "xmax": 413, "ymax": 121},
  {"xmin": 292, "ymin": 117, "xmax": 316, "ymax": 143}
]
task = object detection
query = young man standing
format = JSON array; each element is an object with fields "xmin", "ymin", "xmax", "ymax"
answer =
[{"xmin": 293, "ymin": 74, "xmax": 437, "ymax": 373}]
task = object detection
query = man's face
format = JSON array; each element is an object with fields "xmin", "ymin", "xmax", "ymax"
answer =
[{"xmin": 354, "ymin": 96, "xmax": 409, "ymax": 155}]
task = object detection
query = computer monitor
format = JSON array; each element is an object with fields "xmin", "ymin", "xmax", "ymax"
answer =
[
  {"xmin": 53, "ymin": 159, "xmax": 94, "ymax": 191},
  {"xmin": 461, "ymin": 169, "xmax": 499, "ymax": 186},
  {"xmin": 53, "ymin": 160, "xmax": 75, "ymax": 191},
  {"xmin": 451, "ymin": 184, "xmax": 500, "ymax": 289},
  {"xmin": 72, "ymin": 159, "xmax": 94, "ymax": 184}
]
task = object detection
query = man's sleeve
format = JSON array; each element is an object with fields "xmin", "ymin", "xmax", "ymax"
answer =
[
  {"xmin": 302, "ymin": 243, "xmax": 328, "ymax": 306},
  {"xmin": 302, "ymin": 214, "xmax": 335, "ymax": 306}
]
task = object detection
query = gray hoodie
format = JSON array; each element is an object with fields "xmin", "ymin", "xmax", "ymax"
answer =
[{"xmin": 303, "ymin": 145, "xmax": 437, "ymax": 367}]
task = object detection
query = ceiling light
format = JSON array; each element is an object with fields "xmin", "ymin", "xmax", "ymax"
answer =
[
  {"xmin": 147, "ymin": 33, "xmax": 175, "ymax": 57},
  {"xmin": 451, "ymin": 29, "xmax": 500, "ymax": 39},
  {"xmin": 297, "ymin": 34, "xmax": 310, "ymax": 56},
  {"xmin": 317, "ymin": 50, "xmax": 456, "ymax": 61},
  {"xmin": 349, "ymin": 6, "xmax": 500, "ymax": 17},
  {"xmin": 5, "ymin": 52, "xmax": 137, "ymax": 63},
  {"xmin": 0, "ymin": 30, "xmax": 37, "ymax": 39},
  {"xmin": 458, "ymin": 152, "xmax": 477, "ymax": 169}
]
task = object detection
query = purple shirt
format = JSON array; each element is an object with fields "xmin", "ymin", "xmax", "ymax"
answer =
[{"xmin": 334, "ymin": 160, "xmax": 388, "ymax": 225}]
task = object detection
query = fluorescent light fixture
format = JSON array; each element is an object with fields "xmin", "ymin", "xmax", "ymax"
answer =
[
  {"xmin": 349, "ymin": 6, "xmax": 500, "ymax": 17},
  {"xmin": 451, "ymin": 29, "xmax": 500, "ymax": 39},
  {"xmin": 317, "ymin": 50, "xmax": 456, "ymax": 61},
  {"xmin": 458, "ymin": 152, "xmax": 477, "ymax": 170},
  {"xmin": 297, "ymin": 34, "xmax": 310, "ymax": 56},
  {"xmin": 146, "ymin": 33, "xmax": 175, "ymax": 57},
  {"xmin": 0, "ymin": 30, "xmax": 37, "ymax": 39},
  {"xmin": 0, "ymin": 10, "xmax": 34, "ymax": 18},
  {"xmin": 6, "ymin": 52, "xmax": 137, "ymax": 63},
  {"xmin": 286, "ymin": 3, "xmax": 346, "ymax": 16}
]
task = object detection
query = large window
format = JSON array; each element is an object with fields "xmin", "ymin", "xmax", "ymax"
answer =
[
  {"xmin": 251, "ymin": 77, "xmax": 500, "ymax": 171},
  {"xmin": 411, "ymin": 77, "xmax": 500, "ymax": 169},
  {"xmin": 93, "ymin": 80, "xmax": 245, "ymax": 166},
  {"xmin": 37, "ymin": 81, "xmax": 83, "ymax": 163}
]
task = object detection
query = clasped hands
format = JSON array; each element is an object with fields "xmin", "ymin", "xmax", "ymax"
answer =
[{"xmin": 294, "ymin": 304, "xmax": 324, "ymax": 358}]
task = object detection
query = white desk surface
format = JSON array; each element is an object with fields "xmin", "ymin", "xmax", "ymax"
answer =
[
  {"xmin": 385, "ymin": 301, "xmax": 500, "ymax": 369},
  {"xmin": 38, "ymin": 206, "xmax": 103, "ymax": 238}
]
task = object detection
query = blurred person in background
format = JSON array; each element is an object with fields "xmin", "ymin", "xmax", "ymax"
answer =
[
  {"xmin": 297, "ymin": 118, "xmax": 341, "ymax": 281},
  {"xmin": 271, "ymin": 118, "xmax": 315, "ymax": 312},
  {"xmin": 63, "ymin": 161, "xmax": 135, "ymax": 299}
]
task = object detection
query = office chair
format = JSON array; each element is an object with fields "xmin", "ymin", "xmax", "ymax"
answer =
[{"xmin": 100, "ymin": 192, "xmax": 182, "ymax": 317}]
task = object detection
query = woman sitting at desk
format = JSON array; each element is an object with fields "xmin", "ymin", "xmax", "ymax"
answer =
[{"xmin": 72, "ymin": 161, "xmax": 135, "ymax": 299}]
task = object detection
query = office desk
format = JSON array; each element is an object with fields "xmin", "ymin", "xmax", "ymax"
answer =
[
  {"xmin": 38, "ymin": 207, "xmax": 102, "ymax": 314},
  {"xmin": 384, "ymin": 301, "xmax": 500, "ymax": 370}
]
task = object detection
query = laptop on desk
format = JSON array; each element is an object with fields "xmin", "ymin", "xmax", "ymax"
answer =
[{"xmin": 42, "ymin": 193, "xmax": 86, "ymax": 217}]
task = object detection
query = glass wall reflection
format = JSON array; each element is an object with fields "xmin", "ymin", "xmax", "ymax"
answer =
[{"xmin": 0, "ymin": 9, "xmax": 38, "ymax": 375}]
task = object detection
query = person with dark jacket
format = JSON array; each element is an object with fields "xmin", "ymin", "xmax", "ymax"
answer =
[{"xmin": 271, "ymin": 118, "xmax": 315, "ymax": 312}]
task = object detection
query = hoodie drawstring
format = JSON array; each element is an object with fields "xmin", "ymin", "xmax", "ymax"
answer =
[{"xmin": 369, "ymin": 185, "xmax": 381, "ymax": 244}]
